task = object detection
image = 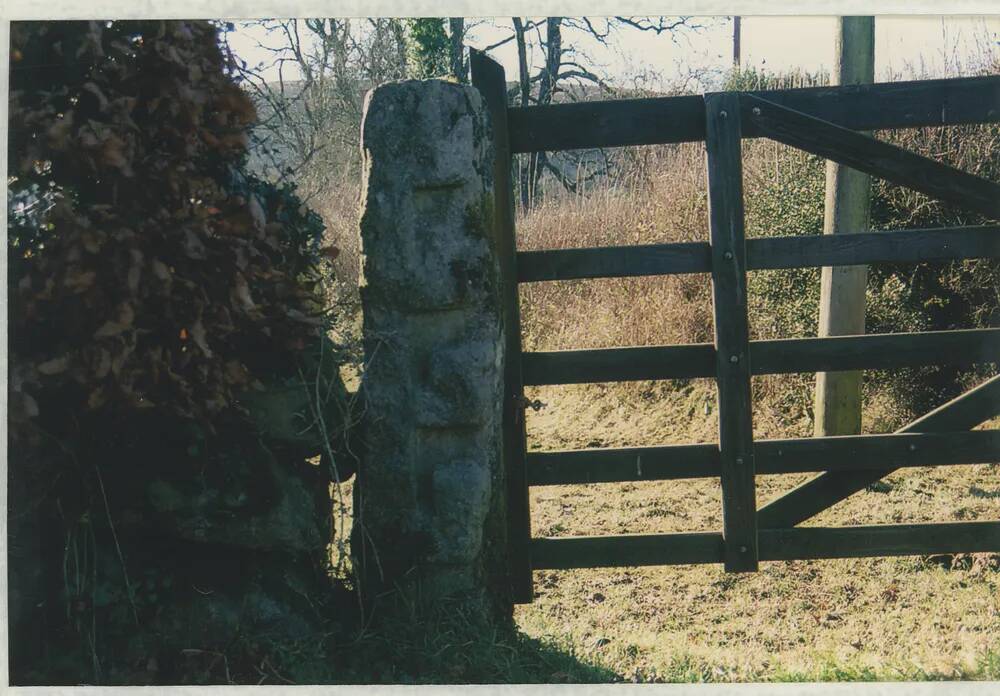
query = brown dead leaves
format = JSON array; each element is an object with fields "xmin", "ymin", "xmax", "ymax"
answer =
[{"xmin": 9, "ymin": 20, "xmax": 325, "ymax": 433}]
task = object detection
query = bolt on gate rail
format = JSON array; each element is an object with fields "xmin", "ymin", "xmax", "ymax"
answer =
[{"xmin": 470, "ymin": 49, "xmax": 1000, "ymax": 604}]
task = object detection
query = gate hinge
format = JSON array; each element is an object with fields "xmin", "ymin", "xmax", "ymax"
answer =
[
  {"xmin": 521, "ymin": 396, "xmax": 546, "ymax": 412},
  {"xmin": 512, "ymin": 395, "xmax": 545, "ymax": 425}
]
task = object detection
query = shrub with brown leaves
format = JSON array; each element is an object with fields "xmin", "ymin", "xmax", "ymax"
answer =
[{"xmin": 8, "ymin": 20, "xmax": 328, "ymax": 439}]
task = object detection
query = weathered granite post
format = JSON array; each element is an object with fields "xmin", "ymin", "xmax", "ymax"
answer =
[{"xmin": 355, "ymin": 79, "xmax": 508, "ymax": 617}]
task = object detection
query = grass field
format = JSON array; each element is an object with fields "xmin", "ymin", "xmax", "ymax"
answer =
[{"xmin": 511, "ymin": 381, "xmax": 1000, "ymax": 682}]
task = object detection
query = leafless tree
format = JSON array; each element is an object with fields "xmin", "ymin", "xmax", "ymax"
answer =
[
  {"xmin": 220, "ymin": 19, "xmax": 411, "ymax": 317},
  {"xmin": 478, "ymin": 16, "xmax": 703, "ymax": 207},
  {"xmin": 222, "ymin": 19, "xmax": 408, "ymax": 198},
  {"xmin": 449, "ymin": 17, "xmax": 466, "ymax": 82},
  {"xmin": 223, "ymin": 16, "xmax": 705, "ymax": 210}
]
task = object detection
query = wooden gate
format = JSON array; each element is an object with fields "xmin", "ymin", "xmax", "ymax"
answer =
[{"xmin": 470, "ymin": 50, "xmax": 1000, "ymax": 604}]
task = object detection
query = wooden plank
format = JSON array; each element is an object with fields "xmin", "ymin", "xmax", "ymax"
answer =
[
  {"xmin": 755, "ymin": 430, "xmax": 1000, "ymax": 475},
  {"xmin": 747, "ymin": 225, "xmax": 1000, "ymax": 271},
  {"xmin": 508, "ymin": 74, "xmax": 1000, "ymax": 153},
  {"xmin": 521, "ymin": 343, "xmax": 716, "ymax": 386},
  {"xmin": 509, "ymin": 93, "xmax": 705, "ymax": 153},
  {"xmin": 705, "ymin": 92, "xmax": 758, "ymax": 572},
  {"xmin": 527, "ymin": 443, "xmax": 721, "ymax": 485},
  {"xmin": 514, "ymin": 225, "xmax": 1000, "ymax": 284},
  {"xmin": 517, "ymin": 241, "xmax": 712, "ymax": 282},
  {"xmin": 526, "ymin": 430, "xmax": 998, "ymax": 486},
  {"xmin": 531, "ymin": 532, "xmax": 724, "ymax": 569},
  {"xmin": 529, "ymin": 522, "xmax": 1000, "ymax": 570},
  {"xmin": 743, "ymin": 94, "xmax": 1000, "ymax": 219},
  {"xmin": 522, "ymin": 329, "xmax": 998, "ymax": 386},
  {"xmin": 470, "ymin": 50, "xmax": 534, "ymax": 604},
  {"xmin": 759, "ymin": 522, "xmax": 1000, "ymax": 561},
  {"xmin": 751, "ymin": 328, "xmax": 1000, "ymax": 375},
  {"xmin": 759, "ymin": 374, "xmax": 1000, "ymax": 529},
  {"xmin": 748, "ymin": 74, "xmax": 1000, "ymax": 135}
]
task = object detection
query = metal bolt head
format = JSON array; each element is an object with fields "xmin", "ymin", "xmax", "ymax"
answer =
[
  {"xmin": 735, "ymin": 457, "xmax": 744, "ymax": 466},
  {"xmin": 720, "ymin": 110, "xmax": 728, "ymax": 118},
  {"xmin": 729, "ymin": 354, "xmax": 739, "ymax": 363},
  {"xmin": 909, "ymin": 443, "xmax": 917, "ymax": 452},
  {"xmin": 740, "ymin": 545, "xmax": 748, "ymax": 553},
  {"xmin": 752, "ymin": 106, "xmax": 762, "ymax": 116},
  {"xmin": 723, "ymin": 250, "xmax": 734, "ymax": 260}
]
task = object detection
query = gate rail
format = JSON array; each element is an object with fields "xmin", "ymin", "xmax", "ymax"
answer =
[{"xmin": 470, "ymin": 50, "xmax": 1000, "ymax": 603}]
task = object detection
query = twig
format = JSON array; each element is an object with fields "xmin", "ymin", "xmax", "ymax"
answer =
[
  {"xmin": 30, "ymin": 424, "xmax": 139, "ymax": 628},
  {"xmin": 93, "ymin": 461, "xmax": 140, "ymax": 627},
  {"xmin": 297, "ymin": 355, "xmax": 350, "ymax": 576},
  {"xmin": 265, "ymin": 657, "xmax": 296, "ymax": 684},
  {"xmin": 89, "ymin": 522, "xmax": 102, "ymax": 683},
  {"xmin": 181, "ymin": 648, "xmax": 232, "ymax": 683}
]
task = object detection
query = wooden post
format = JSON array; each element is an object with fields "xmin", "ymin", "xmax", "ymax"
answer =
[
  {"xmin": 470, "ymin": 49, "xmax": 534, "ymax": 603},
  {"xmin": 705, "ymin": 92, "xmax": 758, "ymax": 572},
  {"xmin": 814, "ymin": 16, "xmax": 875, "ymax": 437},
  {"xmin": 733, "ymin": 16, "xmax": 741, "ymax": 68}
]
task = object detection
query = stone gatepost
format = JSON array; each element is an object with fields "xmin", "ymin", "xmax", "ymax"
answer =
[{"xmin": 354, "ymin": 79, "xmax": 507, "ymax": 617}]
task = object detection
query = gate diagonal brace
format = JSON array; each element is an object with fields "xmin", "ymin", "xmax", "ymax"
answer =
[
  {"xmin": 758, "ymin": 374, "xmax": 1000, "ymax": 529},
  {"xmin": 742, "ymin": 94, "xmax": 1000, "ymax": 219}
]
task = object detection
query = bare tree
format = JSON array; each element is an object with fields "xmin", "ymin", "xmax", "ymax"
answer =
[
  {"xmin": 225, "ymin": 16, "xmax": 703, "ymax": 210},
  {"xmin": 522, "ymin": 18, "xmax": 563, "ymax": 200},
  {"xmin": 223, "ymin": 19, "xmax": 408, "ymax": 197},
  {"xmin": 733, "ymin": 16, "xmax": 742, "ymax": 68},
  {"xmin": 476, "ymin": 16, "xmax": 703, "ymax": 207},
  {"xmin": 449, "ymin": 17, "xmax": 466, "ymax": 81},
  {"xmin": 221, "ymin": 19, "xmax": 411, "ymax": 314},
  {"xmin": 512, "ymin": 18, "xmax": 532, "ymax": 208}
]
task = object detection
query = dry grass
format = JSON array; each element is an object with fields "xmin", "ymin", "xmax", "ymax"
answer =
[{"xmin": 518, "ymin": 143, "xmax": 713, "ymax": 353}]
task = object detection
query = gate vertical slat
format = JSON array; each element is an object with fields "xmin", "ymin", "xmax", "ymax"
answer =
[
  {"xmin": 704, "ymin": 92, "xmax": 759, "ymax": 572},
  {"xmin": 470, "ymin": 49, "xmax": 534, "ymax": 603}
]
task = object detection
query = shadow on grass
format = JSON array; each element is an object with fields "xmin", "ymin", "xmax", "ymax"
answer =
[
  {"xmin": 264, "ymin": 598, "xmax": 621, "ymax": 685},
  {"xmin": 968, "ymin": 486, "xmax": 1000, "ymax": 500}
]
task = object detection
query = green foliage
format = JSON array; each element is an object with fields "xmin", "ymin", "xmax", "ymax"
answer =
[
  {"xmin": 865, "ymin": 122, "xmax": 1000, "ymax": 419},
  {"xmin": 979, "ymin": 649, "xmax": 1000, "ymax": 680},
  {"xmin": 737, "ymin": 82, "xmax": 1000, "ymax": 428},
  {"xmin": 743, "ymin": 145, "xmax": 826, "ymax": 420},
  {"xmin": 744, "ymin": 146, "xmax": 826, "ymax": 340},
  {"xmin": 406, "ymin": 18, "xmax": 450, "ymax": 79}
]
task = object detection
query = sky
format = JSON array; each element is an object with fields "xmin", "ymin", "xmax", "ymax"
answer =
[{"xmin": 226, "ymin": 15, "xmax": 1000, "ymax": 91}]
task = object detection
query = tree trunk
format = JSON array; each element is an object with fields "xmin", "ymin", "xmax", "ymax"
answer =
[
  {"xmin": 513, "ymin": 17, "xmax": 531, "ymax": 210},
  {"xmin": 390, "ymin": 19, "xmax": 409, "ymax": 78},
  {"xmin": 814, "ymin": 16, "xmax": 875, "ymax": 437},
  {"xmin": 449, "ymin": 17, "xmax": 465, "ymax": 82},
  {"xmin": 733, "ymin": 16, "xmax": 741, "ymax": 68},
  {"xmin": 530, "ymin": 17, "xmax": 562, "ymax": 203}
]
